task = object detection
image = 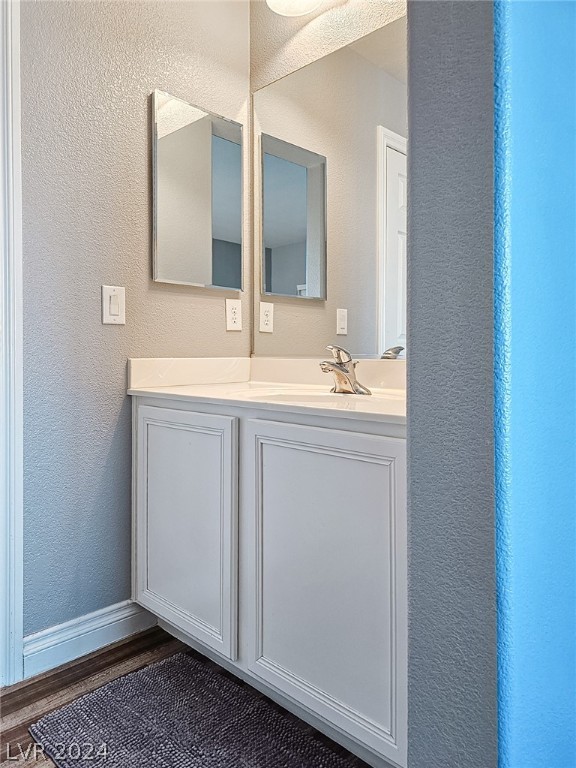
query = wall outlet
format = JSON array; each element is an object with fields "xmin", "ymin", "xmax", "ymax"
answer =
[
  {"xmin": 337, "ymin": 308, "xmax": 348, "ymax": 335},
  {"xmin": 259, "ymin": 302, "xmax": 274, "ymax": 333},
  {"xmin": 102, "ymin": 286, "xmax": 125, "ymax": 325},
  {"xmin": 225, "ymin": 299, "xmax": 242, "ymax": 331}
]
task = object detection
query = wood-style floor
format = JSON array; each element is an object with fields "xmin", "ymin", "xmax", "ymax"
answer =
[
  {"xmin": 0, "ymin": 627, "xmax": 184, "ymax": 767},
  {"xmin": 0, "ymin": 627, "xmax": 369, "ymax": 768}
]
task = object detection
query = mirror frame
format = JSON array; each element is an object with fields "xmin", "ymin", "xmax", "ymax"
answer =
[{"xmin": 151, "ymin": 89, "xmax": 244, "ymax": 292}]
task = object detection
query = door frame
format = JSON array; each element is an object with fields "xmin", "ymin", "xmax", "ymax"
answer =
[
  {"xmin": 0, "ymin": 0, "xmax": 23, "ymax": 687},
  {"xmin": 377, "ymin": 125, "xmax": 407, "ymax": 356}
]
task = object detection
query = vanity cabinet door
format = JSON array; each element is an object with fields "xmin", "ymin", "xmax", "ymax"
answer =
[
  {"xmin": 134, "ymin": 405, "xmax": 238, "ymax": 660},
  {"xmin": 245, "ymin": 420, "xmax": 407, "ymax": 766}
]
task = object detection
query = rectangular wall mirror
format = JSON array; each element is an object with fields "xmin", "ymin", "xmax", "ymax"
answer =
[
  {"xmin": 253, "ymin": 17, "xmax": 407, "ymax": 357},
  {"xmin": 153, "ymin": 90, "xmax": 243, "ymax": 290},
  {"xmin": 261, "ymin": 135, "xmax": 326, "ymax": 299}
]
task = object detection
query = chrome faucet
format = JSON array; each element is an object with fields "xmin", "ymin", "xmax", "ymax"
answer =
[
  {"xmin": 381, "ymin": 346, "xmax": 404, "ymax": 359},
  {"xmin": 320, "ymin": 345, "xmax": 372, "ymax": 395}
]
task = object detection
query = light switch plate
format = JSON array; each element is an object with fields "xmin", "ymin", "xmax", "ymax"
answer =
[
  {"xmin": 102, "ymin": 286, "xmax": 125, "ymax": 325},
  {"xmin": 259, "ymin": 302, "xmax": 274, "ymax": 333},
  {"xmin": 337, "ymin": 308, "xmax": 348, "ymax": 335},
  {"xmin": 225, "ymin": 299, "xmax": 242, "ymax": 331}
]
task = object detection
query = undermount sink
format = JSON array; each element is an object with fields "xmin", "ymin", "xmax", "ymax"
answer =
[
  {"xmin": 245, "ymin": 391, "xmax": 351, "ymax": 404},
  {"xmin": 242, "ymin": 388, "xmax": 405, "ymax": 404}
]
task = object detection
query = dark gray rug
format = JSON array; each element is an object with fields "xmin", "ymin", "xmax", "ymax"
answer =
[{"xmin": 30, "ymin": 653, "xmax": 361, "ymax": 768}]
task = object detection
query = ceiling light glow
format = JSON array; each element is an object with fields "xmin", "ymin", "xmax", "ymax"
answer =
[{"xmin": 265, "ymin": 0, "xmax": 322, "ymax": 17}]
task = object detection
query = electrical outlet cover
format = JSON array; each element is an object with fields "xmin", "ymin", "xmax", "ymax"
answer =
[
  {"xmin": 260, "ymin": 302, "xmax": 274, "ymax": 333},
  {"xmin": 225, "ymin": 299, "xmax": 242, "ymax": 331}
]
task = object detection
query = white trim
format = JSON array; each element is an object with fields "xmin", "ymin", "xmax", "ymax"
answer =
[
  {"xmin": 377, "ymin": 127, "xmax": 407, "ymax": 357},
  {"xmin": 23, "ymin": 601, "xmax": 157, "ymax": 680},
  {"xmin": 0, "ymin": 0, "xmax": 23, "ymax": 687}
]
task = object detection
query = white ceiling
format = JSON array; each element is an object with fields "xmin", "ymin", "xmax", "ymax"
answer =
[{"xmin": 349, "ymin": 16, "xmax": 407, "ymax": 84}]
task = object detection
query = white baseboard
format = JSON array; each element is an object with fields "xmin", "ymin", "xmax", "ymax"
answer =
[{"xmin": 23, "ymin": 600, "xmax": 157, "ymax": 679}]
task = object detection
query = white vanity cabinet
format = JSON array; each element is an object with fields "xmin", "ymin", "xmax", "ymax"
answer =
[
  {"xmin": 132, "ymin": 393, "xmax": 406, "ymax": 768},
  {"xmin": 133, "ymin": 405, "xmax": 238, "ymax": 659},
  {"xmin": 244, "ymin": 419, "xmax": 406, "ymax": 762}
]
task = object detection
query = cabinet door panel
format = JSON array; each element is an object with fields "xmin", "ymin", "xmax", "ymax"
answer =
[
  {"xmin": 246, "ymin": 420, "xmax": 406, "ymax": 765},
  {"xmin": 135, "ymin": 405, "xmax": 238, "ymax": 659}
]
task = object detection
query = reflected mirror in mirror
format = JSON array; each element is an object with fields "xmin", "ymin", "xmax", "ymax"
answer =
[
  {"xmin": 153, "ymin": 90, "xmax": 243, "ymax": 290},
  {"xmin": 261, "ymin": 135, "xmax": 326, "ymax": 299},
  {"xmin": 253, "ymin": 16, "xmax": 407, "ymax": 358}
]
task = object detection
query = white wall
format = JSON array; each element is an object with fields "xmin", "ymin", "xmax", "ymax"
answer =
[
  {"xmin": 253, "ymin": 46, "xmax": 407, "ymax": 356},
  {"xmin": 21, "ymin": 0, "xmax": 250, "ymax": 635}
]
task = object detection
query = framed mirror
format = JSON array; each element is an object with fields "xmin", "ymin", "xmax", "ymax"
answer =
[
  {"xmin": 152, "ymin": 90, "xmax": 243, "ymax": 290},
  {"xmin": 261, "ymin": 135, "xmax": 326, "ymax": 299},
  {"xmin": 252, "ymin": 17, "xmax": 407, "ymax": 357}
]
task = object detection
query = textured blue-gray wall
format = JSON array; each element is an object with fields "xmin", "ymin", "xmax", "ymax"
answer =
[
  {"xmin": 21, "ymin": 0, "xmax": 250, "ymax": 635},
  {"xmin": 407, "ymin": 3, "xmax": 497, "ymax": 767}
]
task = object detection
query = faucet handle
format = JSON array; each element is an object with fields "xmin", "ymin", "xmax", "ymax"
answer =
[
  {"xmin": 381, "ymin": 346, "xmax": 404, "ymax": 359},
  {"xmin": 326, "ymin": 344, "xmax": 352, "ymax": 365}
]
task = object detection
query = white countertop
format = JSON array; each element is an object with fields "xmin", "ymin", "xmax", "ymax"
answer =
[{"xmin": 127, "ymin": 358, "xmax": 406, "ymax": 425}]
